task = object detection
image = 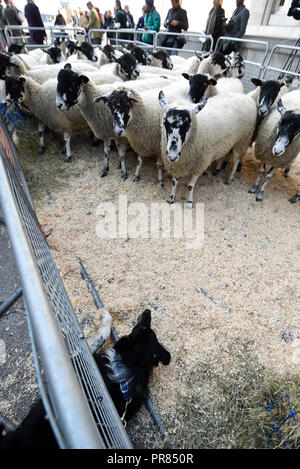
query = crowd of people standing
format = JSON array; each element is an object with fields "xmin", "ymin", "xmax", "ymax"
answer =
[{"xmin": 0, "ymin": 0, "xmax": 250, "ymax": 53}]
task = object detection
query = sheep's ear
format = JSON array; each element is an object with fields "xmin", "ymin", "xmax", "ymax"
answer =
[
  {"xmin": 190, "ymin": 99, "xmax": 207, "ymax": 116},
  {"xmin": 182, "ymin": 73, "xmax": 190, "ymax": 81},
  {"xmin": 79, "ymin": 75, "xmax": 89, "ymax": 86},
  {"xmin": 64, "ymin": 63, "xmax": 72, "ymax": 70},
  {"xmin": 43, "ymin": 49, "xmax": 51, "ymax": 55},
  {"xmin": 277, "ymin": 99, "xmax": 287, "ymax": 117},
  {"xmin": 251, "ymin": 78, "xmax": 262, "ymax": 87},
  {"xmin": 195, "ymin": 51, "xmax": 203, "ymax": 61},
  {"xmin": 281, "ymin": 76, "xmax": 294, "ymax": 87},
  {"xmin": 159, "ymin": 90, "xmax": 169, "ymax": 112},
  {"xmin": 19, "ymin": 77, "xmax": 26, "ymax": 85},
  {"xmin": 127, "ymin": 90, "xmax": 139, "ymax": 103},
  {"xmin": 209, "ymin": 78, "xmax": 217, "ymax": 86},
  {"xmin": 94, "ymin": 94, "xmax": 108, "ymax": 104},
  {"xmin": 98, "ymin": 46, "xmax": 104, "ymax": 52}
]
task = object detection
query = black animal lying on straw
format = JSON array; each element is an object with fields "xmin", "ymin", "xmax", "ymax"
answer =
[{"xmin": 0, "ymin": 310, "xmax": 171, "ymax": 448}]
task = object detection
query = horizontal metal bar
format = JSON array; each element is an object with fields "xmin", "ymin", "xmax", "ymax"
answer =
[{"xmin": 0, "ymin": 287, "xmax": 22, "ymax": 316}]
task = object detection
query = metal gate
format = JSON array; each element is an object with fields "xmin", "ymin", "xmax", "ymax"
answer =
[
  {"xmin": 261, "ymin": 44, "xmax": 300, "ymax": 87},
  {"xmin": 0, "ymin": 114, "xmax": 132, "ymax": 449}
]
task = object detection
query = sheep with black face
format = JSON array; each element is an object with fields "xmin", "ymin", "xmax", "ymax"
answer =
[
  {"xmin": 159, "ymin": 89, "xmax": 257, "ymax": 208},
  {"xmin": 3, "ymin": 75, "xmax": 88, "ymax": 159},
  {"xmin": 249, "ymin": 90, "xmax": 300, "ymax": 202}
]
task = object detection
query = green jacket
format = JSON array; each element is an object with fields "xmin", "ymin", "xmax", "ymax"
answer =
[
  {"xmin": 142, "ymin": 7, "xmax": 160, "ymax": 45},
  {"xmin": 115, "ymin": 8, "xmax": 127, "ymax": 39}
]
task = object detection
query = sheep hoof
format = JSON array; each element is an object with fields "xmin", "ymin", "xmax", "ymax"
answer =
[
  {"xmin": 38, "ymin": 146, "xmax": 45, "ymax": 155},
  {"xmin": 157, "ymin": 180, "xmax": 164, "ymax": 187},
  {"xmin": 256, "ymin": 195, "xmax": 263, "ymax": 202},
  {"xmin": 203, "ymin": 171, "xmax": 209, "ymax": 176},
  {"xmin": 167, "ymin": 197, "xmax": 175, "ymax": 205},
  {"xmin": 101, "ymin": 169, "xmax": 108, "ymax": 177},
  {"xmin": 289, "ymin": 196, "xmax": 298, "ymax": 204},
  {"xmin": 186, "ymin": 201, "xmax": 193, "ymax": 210},
  {"xmin": 249, "ymin": 186, "xmax": 257, "ymax": 194},
  {"xmin": 64, "ymin": 155, "xmax": 72, "ymax": 163},
  {"xmin": 225, "ymin": 178, "xmax": 233, "ymax": 186},
  {"xmin": 133, "ymin": 175, "xmax": 140, "ymax": 182},
  {"xmin": 122, "ymin": 172, "xmax": 128, "ymax": 181}
]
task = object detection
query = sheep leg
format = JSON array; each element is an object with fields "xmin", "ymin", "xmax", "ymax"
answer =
[
  {"xmin": 256, "ymin": 167, "xmax": 274, "ymax": 202},
  {"xmin": 225, "ymin": 159, "xmax": 240, "ymax": 185},
  {"xmin": 38, "ymin": 122, "xmax": 45, "ymax": 154},
  {"xmin": 117, "ymin": 142, "xmax": 128, "ymax": 181},
  {"xmin": 101, "ymin": 139, "xmax": 111, "ymax": 177},
  {"xmin": 249, "ymin": 164, "xmax": 266, "ymax": 194},
  {"xmin": 236, "ymin": 160, "xmax": 243, "ymax": 173},
  {"xmin": 213, "ymin": 159, "xmax": 224, "ymax": 176},
  {"xmin": 186, "ymin": 174, "xmax": 200, "ymax": 209},
  {"xmin": 290, "ymin": 192, "xmax": 300, "ymax": 204},
  {"xmin": 157, "ymin": 160, "xmax": 164, "ymax": 187},
  {"xmin": 283, "ymin": 166, "xmax": 291, "ymax": 178},
  {"xmin": 167, "ymin": 178, "xmax": 179, "ymax": 205},
  {"xmin": 133, "ymin": 156, "xmax": 143, "ymax": 182},
  {"xmin": 63, "ymin": 132, "xmax": 72, "ymax": 162}
]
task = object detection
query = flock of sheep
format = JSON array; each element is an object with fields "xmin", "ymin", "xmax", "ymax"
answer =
[{"xmin": 0, "ymin": 38, "xmax": 299, "ymax": 206}]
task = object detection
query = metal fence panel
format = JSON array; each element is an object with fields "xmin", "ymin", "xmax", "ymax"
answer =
[
  {"xmin": 261, "ymin": 44, "xmax": 300, "ymax": 88},
  {"xmin": 0, "ymin": 113, "xmax": 132, "ymax": 449},
  {"xmin": 4, "ymin": 25, "xmax": 86, "ymax": 49},
  {"xmin": 216, "ymin": 36, "xmax": 269, "ymax": 93}
]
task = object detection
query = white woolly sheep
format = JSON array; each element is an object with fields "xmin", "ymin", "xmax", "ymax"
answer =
[
  {"xmin": 158, "ymin": 90, "xmax": 257, "ymax": 207},
  {"xmin": 249, "ymin": 90, "xmax": 300, "ymax": 202},
  {"xmin": 3, "ymin": 75, "xmax": 88, "ymax": 160},
  {"xmin": 56, "ymin": 68, "xmax": 145, "ymax": 180},
  {"xmin": 95, "ymin": 82, "xmax": 190, "ymax": 184}
]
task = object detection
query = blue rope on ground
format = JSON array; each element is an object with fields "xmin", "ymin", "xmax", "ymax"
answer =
[
  {"xmin": 265, "ymin": 391, "xmax": 300, "ymax": 449},
  {"xmin": 0, "ymin": 103, "xmax": 38, "ymax": 138}
]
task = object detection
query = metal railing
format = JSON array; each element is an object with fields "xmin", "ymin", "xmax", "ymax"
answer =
[
  {"xmin": 4, "ymin": 25, "xmax": 86, "ymax": 49},
  {"xmin": 88, "ymin": 28, "xmax": 214, "ymax": 55},
  {"xmin": 156, "ymin": 31, "xmax": 214, "ymax": 55},
  {"xmin": 261, "ymin": 44, "xmax": 300, "ymax": 84},
  {"xmin": 216, "ymin": 36, "xmax": 270, "ymax": 92},
  {"xmin": 0, "ymin": 113, "xmax": 132, "ymax": 449},
  {"xmin": 88, "ymin": 27, "xmax": 157, "ymax": 49}
]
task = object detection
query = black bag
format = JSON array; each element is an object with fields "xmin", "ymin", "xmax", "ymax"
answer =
[
  {"xmin": 162, "ymin": 35, "xmax": 186, "ymax": 49},
  {"xmin": 125, "ymin": 12, "xmax": 134, "ymax": 29}
]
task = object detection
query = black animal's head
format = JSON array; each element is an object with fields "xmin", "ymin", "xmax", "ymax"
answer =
[
  {"xmin": 112, "ymin": 52, "xmax": 140, "ymax": 80},
  {"xmin": 4, "ymin": 76, "xmax": 26, "ymax": 106},
  {"xmin": 150, "ymin": 50, "xmax": 173, "ymax": 70},
  {"xmin": 272, "ymin": 99, "xmax": 300, "ymax": 156},
  {"xmin": 183, "ymin": 73, "xmax": 217, "ymax": 103},
  {"xmin": 78, "ymin": 41, "xmax": 98, "ymax": 62},
  {"xmin": 95, "ymin": 88, "xmax": 139, "ymax": 137},
  {"xmin": 0, "ymin": 52, "xmax": 19, "ymax": 80},
  {"xmin": 210, "ymin": 51, "xmax": 230, "ymax": 76},
  {"xmin": 100, "ymin": 44, "xmax": 115, "ymax": 62},
  {"xmin": 114, "ymin": 310, "xmax": 171, "ymax": 377},
  {"xmin": 159, "ymin": 90, "xmax": 207, "ymax": 162},
  {"xmin": 251, "ymin": 78, "xmax": 288, "ymax": 117},
  {"xmin": 65, "ymin": 39, "xmax": 78, "ymax": 57},
  {"xmin": 56, "ymin": 64, "xmax": 89, "ymax": 111},
  {"xmin": 7, "ymin": 43, "xmax": 26, "ymax": 55},
  {"xmin": 43, "ymin": 47, "xmax": 63, "ymax": 64},
  {"xmin": 130, "ymin": 46, "xmax": 151, "ymax": 66}
]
